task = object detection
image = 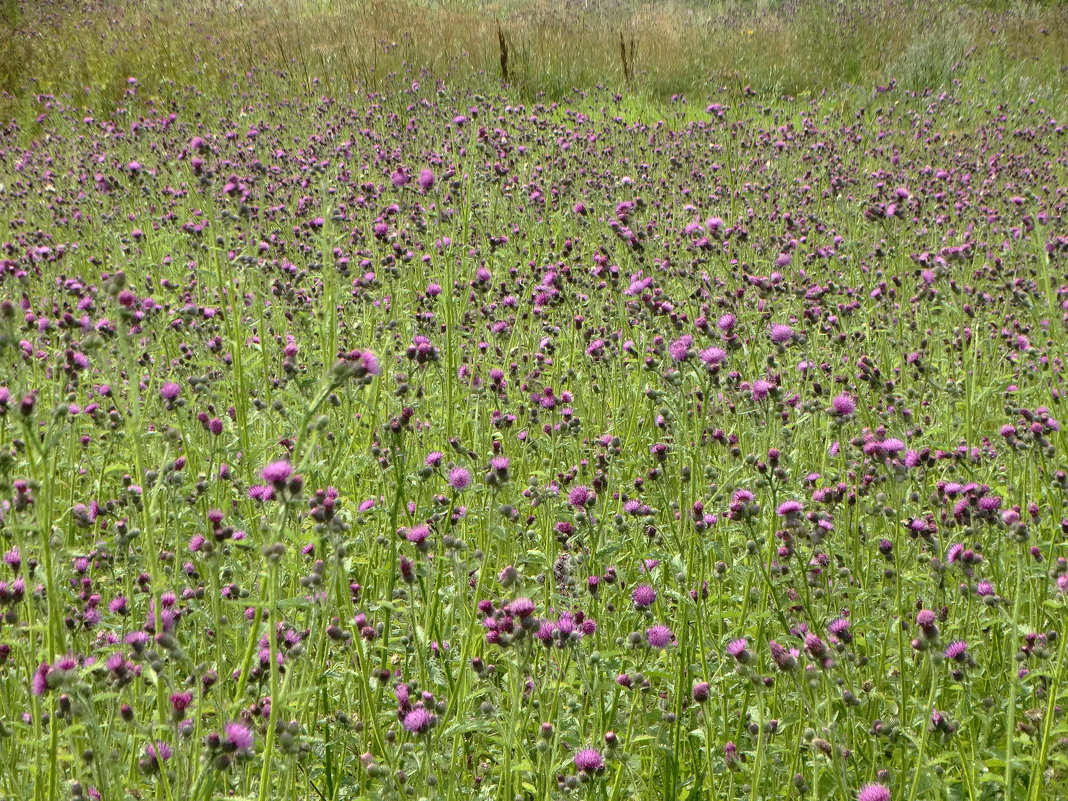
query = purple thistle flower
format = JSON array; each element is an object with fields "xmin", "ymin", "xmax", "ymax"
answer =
[
  {"xmin": 55, "ymin": 655, "xmax": 77, "ymax": 672},
  {"xmin": 105, "ymin": 652, "xmax": 127, "ymax": 672},
  {"xmin": 769, "ymin": 640, "xmax": 798, "ymax": 672},
  {"xmin": 699, "ymin": 346, "xmax": 727, "ymax": 367},
  {"xmin": 751, "ymin": 379, "xmax": 773, "ymax": 402},
  {"xmin": 804, "ymin": 633, "xmax": 828, "ymax": 660},
  {"xmin": 404, "ymin": 524, "xmax": 431, "ymax": 545},
  {"xmin": 248, "ymin": 485, "xmax": 275, "ymax": 502},
  {"xmin": 355, "ymin": 350, "xmax": 380, "ymax": 376},
  {"xmin": 31, "ymin": 662, "xmax": 49, "ymax": 695},
  {"xmin": 916, "ymin": 609, "xmax": 939, "ymax": 641},
  {"xmin": 145, "ymin": 741, "xmax": 173, "ymax": 762},
  {"xmin": 631, "ymin": 584, "xmax": 657, "ymax": 609},
  {"xmin": 402, "ymin": 706, "xmax": 434, "ymax": 735},
  {"xmin": 261, "ymin": 461, "xmax": 293, "ymax": 488},
  {"xmin": 646, "ymin": 624, "xmax": 674, "ymax": 648},
  {"xmin": 776, "ymin": 500, "xmax": 803, "ymax": 517},
  {"xmin": 223, "ymin": 722, "xmax": 254, "ymax": 751},
  {"xmin": 568, "ymin": 485, "xmax": 594, "ymax": 508},
  {"xmin": 769, "ymin": 324, "xmax": 794, "ymax": 345},
  {"xmin": 931, "ymin": 709, "xmax": 948, "ymax": 734},
  {"xmin": 828, "ymin": 618, "xmax": 853, "ymax": 643},
  {"xmin": 534, "ymin": 621, "xmax": 554, "ymax": 644},
  {"xmin": 724, "ymin": 741, "xmax": 738, "ymax": 764},
  {"xmin": 831, "ymin": 393, "xmax": 856, "ymax": 418},
  {"xmin": 857, "ymin": 784, "xmax": 891, "ymax": 801},
  {"xmin": 944, "ymin": 641, "xmax": 968, "ymax": 662},
  {"xmin": 574, "ymin": 748, "xmax": 604, "ymax": 774},
  {"xmin": 726, "ymin": 638, "xmax": 751, "ymax": 664},
  {"xmin": 668, "ymin": 336, "xmax": 692, "ymax": 362},
  {"xmin": 447, "ymin": 467, "xmax": 472, "ymax": 492},
  {"xmin": 508, "ymin": 597, "xmax": 536, "ymax": 618},
  {"xmin": 170, "ymin": 692, "xmax": 193, "ymax": 714}
]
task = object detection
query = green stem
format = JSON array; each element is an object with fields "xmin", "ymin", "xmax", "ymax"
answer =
[
  {"xmin": 257, "ymin": 560, "xmax": 282, "ymax": 801},
  {"xmin": 1004, "ymin": 556, "xmax": 1026, "ymax": 801},
  {"xmin": 905, "ymin": 663, "xmax": 939, "ymax": 801},
  {"xmin": 1027, "ymin": 608, "xmax": 1067, "ymax": 800}
]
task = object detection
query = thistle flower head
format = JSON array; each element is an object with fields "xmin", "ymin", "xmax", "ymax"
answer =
[
  {"xmin": 646, "ymin": 624, "xmax": 674, "ymax": 648},
  {"xmin": 857, "ymin": 783, "xmax": 891, "ymax": 801},
  {"xmin": 574, "ymin": 748, "xmax": 604, "ymax": 774}
]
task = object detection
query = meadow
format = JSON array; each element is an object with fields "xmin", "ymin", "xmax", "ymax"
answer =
[{"xmin": 0, "ymin": 1, "xmax": 1067, "ymax": 800}]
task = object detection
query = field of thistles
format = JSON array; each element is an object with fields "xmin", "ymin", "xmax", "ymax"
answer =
[{"xmin": 0, "ymin": 2, "xmax": 1067, "ymax": 800}]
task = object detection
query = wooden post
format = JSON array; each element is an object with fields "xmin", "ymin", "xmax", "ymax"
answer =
[{"xmin": 498, "ymin": 21, "xmax": 509, "ymax": 84}]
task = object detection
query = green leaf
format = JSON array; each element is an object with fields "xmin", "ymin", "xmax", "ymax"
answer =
[
  {"xmin": 278, "ymin": 597, "xmax": 315, "ymax": 610},
  {"xmin": 442, "ymin": 719, "xmax": 488, "ymax": 737}
]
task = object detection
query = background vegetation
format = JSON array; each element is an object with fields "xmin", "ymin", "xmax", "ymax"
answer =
[{"xmin": 1, "ymin": 0, "xmax": 1066, "ymax": 115}]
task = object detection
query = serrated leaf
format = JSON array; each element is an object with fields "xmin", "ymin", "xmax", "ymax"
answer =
[
  {"xmin": 426, "ymin": 658, "xmax": 446, "ymax": 687},
  {"xmin": 442, "ymin": 719, "xmax": 489, "ymax": 737},
  {"xmin": 278, "ymin": 597, "xmax": 315, "ymax": 610}
]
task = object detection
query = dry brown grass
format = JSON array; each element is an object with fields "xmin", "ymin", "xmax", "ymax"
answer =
[{"xmin": 1, "ymin": 0, "xmax": 1065, "ymax": 110}]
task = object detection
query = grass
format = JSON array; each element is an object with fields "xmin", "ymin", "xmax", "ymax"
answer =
[{"xmin": 0, "ymin": 0, "xmax": 1065, "ymax": 115}]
